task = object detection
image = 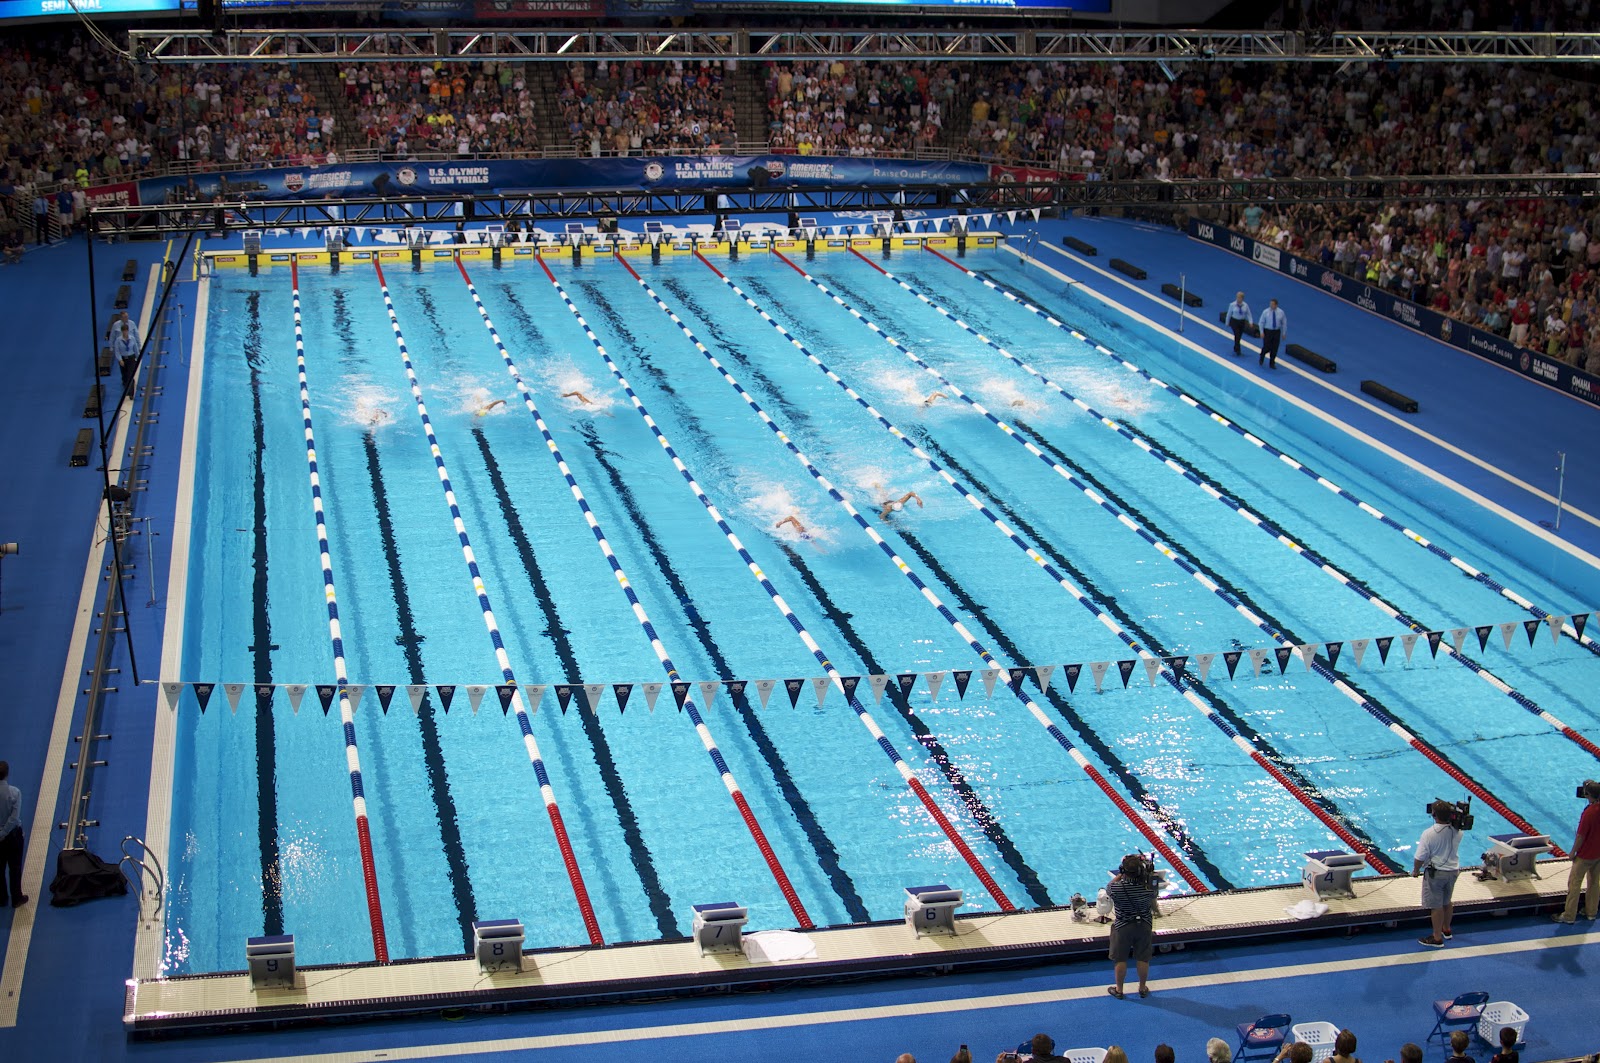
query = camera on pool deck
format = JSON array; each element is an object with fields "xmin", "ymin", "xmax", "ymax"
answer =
[
  {"xmin": 1577, "ymin": 780, "xmax": 1600, "ymax": 799},
  {"xmin": 1429, "ymin": 797, "xmax": 1474, "ymax": 831}
]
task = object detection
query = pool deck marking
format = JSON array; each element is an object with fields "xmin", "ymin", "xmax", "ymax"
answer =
[
  {"xmin": 766, "ymin": 247, "xmax": 1390, "ymax": 876},
  {"xmin": 1028, "ymin": 241, "xmax": 1600, "ymax": 542},
  {"xmin": 0, "ymin": 262, "xmax": 167, "ymax": 1026},
  {"xmin": 131, "ymin": 875, "xmax": 1589, "ymax": 1056},
  {"xmin": 979, "ymin": 250, "xmax": 1600, "ymax": 771},
  {"xmin": 929, "ymin": 247, "xmax": 1600, "ymax": 660},
  {"xmin": 845, "ymin": 252, "xmax": 1564, "ymax": 837}
]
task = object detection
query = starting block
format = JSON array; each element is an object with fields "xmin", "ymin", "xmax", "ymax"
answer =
[
  {"xmin": 691, "ymin": 901, "xmax": 748, "ymax": 955},
  {"xmin": 1480, "ymin": 834, "xmax": 1551, "ymax": 882},
  {"xmin": 1302, "ymin": 850, "xmax": 1364, "ymax": 900},
  {"xmin": 904, "ymin": 884, "xmax": 963, "ymax": 937},
  {"xmin": 245, "ymin": 934, "xmax": 295, "ymax": 990},
  {"xmin": 472, "ymin": 918, "xmax": 525, "ymax": 973}
]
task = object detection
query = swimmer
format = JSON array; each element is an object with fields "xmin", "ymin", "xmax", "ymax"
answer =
[
  {"xmin": 775, "ymin": 515, "xmax": 810, "ymax": 539},
  {"xmin": 922, "ymin": 391, "xmax": 947, "ymax": 408},
  {"xmin": 365, "ymin": 408, "xmax": 392, "ymax": 426},
  {"xmin": 562, "ymin": 390, "xmax": 594, "ymax": 406},
  {"xmin": 878, "ymin": 491, "xmax": 923, "ymax": 520},
  {"xmin": 475, "ymin": 399, "xmax": 506, "ymax": 417}
]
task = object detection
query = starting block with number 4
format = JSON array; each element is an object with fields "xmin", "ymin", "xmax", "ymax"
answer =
[{"xmin": 1302, "ymin": 850, "xmax": 1364, "ymax": 900}]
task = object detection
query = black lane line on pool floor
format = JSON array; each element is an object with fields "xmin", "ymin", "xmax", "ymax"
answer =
[
  {"xmin": 922, "ymin": 434, "xmax": 1396, "ymax": 873},
  {"xmin": 468, "ymin": 425, "xmax": 680, "ymax": 941},
  {"xmin": 776, "ymin": 542, "xmax": 1054, "ymax": 909},
  {"xmin": 362, "ymin": 431, "xmax": 480, "ymax": 953},
  {"xmin": 244, "ymin": 289, "xmax": 285, "ymax": 936},
  {"xmin": 574, "ymin": 417, "xmax": 871, "ymax": 926}
]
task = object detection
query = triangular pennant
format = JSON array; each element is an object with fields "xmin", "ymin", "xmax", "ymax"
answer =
[
  {"xmin": 1548, "ymin": 615, "xmax": 1564, "ymax": 645},
  {"xmin": 162, "ymin": 681, "xmax": 182, "ymax": 712},
  {"xmin": 225, "ymin": 683, "xmax": 245, "ymax": 713},
  {"xmin": 583, "ymin": 683, "xmax": 605, "ymax": 712},
  {"xmin": 643, "ymin": 682, "xmax": 663, "ymax": 712},
  {"xmin": 895, "ymin": 673, "xmax": 919, "ymax": 703},
  {"xmin": 953, "ymin": 670, "xmax": 973, "ymax": 699},
  {"xmin": 555, "ymin": 684, "xmax": 576, "ymax": 714},
  {"xmin": 1248, "ymin": 648, "xmax": 1269, "ymax": 676},
  {"xmin": 924, "ymin": 672, "xmax": 945, "ymax": 701},
  {"xmin": 1475, "ymin": 625, "xmax": 1492, "ymax": 652},
  {"xmin": 1064, "ymin": 663, "xmax": 1082, "ymax": 692},
  {"xmin": 698, "ymin": 680, "xmax": 721, "ymax": 710},
  {"xmin": 523, "ymin": 685, "xmax": 545, "ymax": 715},
  {"xmin": 1351, "ymin": 638, "xmax": 1369, "ymax": 668},
  {"xmin": 1324, "ymin": 642, "xmax": 1342, "ymax": 669},
  {"xmin": 1375, "ymin": 637, "xmax": 1392, "ymax": 664},
  {"xmin": 376, "ymin": 684, "xmax": 396, "ymax": 714},
  {"xmin": 671, "ymin": 681, "xmax": 691, "ymax": 711},
  {"xmin": 407, "ymin": 684, "xmax": 427, "ymax": 714},
  {"xmin": 254, "ymin": 683, "xmax": 274, "ymax": 711},
  {"xmin": 868, "ymin": 675, "xmax": 889, "ymax": 704},
  {"xmin": 1194, "ymin": 653, "xmax": 1215, "ymax": 683},
  {"xmin": 727, "ymin": 680, "xmax": 747, "ymax": 704},
  {"xmin": 1401, "ymin": 633, "xmax": 1419, "ymax": 664},
  {"xmin": 1426, "ymin": 631, "xmax": 1443, "ymax": 659},
  {"xmin": 1297, "ymin": 645, "xmax": 1319, "ymax": 671},
  {"xmin": 1500, "ymin": 622, "xmax": 1518, "ymax": 650},
  {"xmin": 496, "ymin": 684, "xmax": 516, "ymax": 715},
  {"xmin": 1524, "ymin": 619, "xmax": 1541, "ymax": 647},
  {"xmin": 286, "ymin": 684, "xmax": 307, "ymax": 713},
  {"xmin": 1117, "ymin": 660, "xmax": 1136, "ymax": 688},
  {"xmin": 1143, "ymin": 658, "xmax": 1161, "ymax": 687},
  {"xmin": 436, "ymin": 684, "xmax": 456, "ymax": 713},
  {"xmin": 1034, "ymin": 665, "xmax": 1055, "ymax": 691},
  {"xmin": 194, "ymin": 682, "xmax": 215, "ymax": 713},
  {"xmin": 613, "ymin": 683, "xmax": 633, "ymax": 714},
  {"xmin": 1089, "ymin": 661, "xmax": 1109, "ymax": 692},
  {"xmin": 753, "ymin": 679, "xmax": 774, "ymax": 710},
  {"xmin": 838, "ymin": 676, "xmax": 861, "ymax": 704},
  {"xmin": 1006, "ymin": 667, "xmax": 1027, "ymax": 692},
  {"xmin": 1274, "ymin": 647, "xmax": 1294, "ymax": 674},
  {"xmin": 346, "ymin": 685, "xmax": 363, "ymax": 713},
  {"xmin": 315, "ymin": 683, "xmax": 336, "ymax": 715},
  {"xmin": 1449, "ymin": 629, "xmax": 1468, "ymax": 656},
  {"xmin": 980, "ymin": 668, "xmax": 1001, "ymax": 697},
  {"xmin": 467, "ymin": 684, "xmax": 488, "ymax": 714},
  {"xmin": 1572, "ymin": 612, "xmax": 1589, "ymax": 641},
  {"xmin": 1223, "ymin": 651, "xmax": 1242, "ymax": 679},
  {"xmin": 1167, "ymin": 656, "xmax": 1189, "ymax": 681},
  {"xmin": 811, "ymin": 677, "xmax": 830, "ymax": 708},
  {"xmin": 785, "ymin": 678, "xmax": 805, "ymax": 708}
]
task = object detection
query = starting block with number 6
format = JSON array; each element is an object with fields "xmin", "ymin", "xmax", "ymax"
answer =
[
  {"xmin": 473, "ymin": 918, "xmax": 525, "ymax": 973},
  {"xmin": 691, "ymin": 902, "xmax": 748, "ymax": 955},
  {"xmin": 246, "ymin": 934, "xmax": 295, "ymax": 989},
  {"xmin": 904, "ymin": 884, "xmax": 963, "ymax": 937}
]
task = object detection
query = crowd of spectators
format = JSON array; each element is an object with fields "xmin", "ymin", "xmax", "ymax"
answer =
[
  {"xmin": 553, "ymin": 60, "xmax": 735, "ymax": 156},
  {"xmin": 762, "ymin": 60, "xmax": 957, "ymax": 157},
  {"xmin": 340, "ymin": 60, "xmax": 541, "ymax": 158}
]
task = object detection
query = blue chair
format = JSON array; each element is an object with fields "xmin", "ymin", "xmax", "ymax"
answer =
[
  {"xmin": 1236, "ymin": 1014, "xmax": 1292, "ymax": 1059},
  {"xmin": 1427, "ymin": 991, "xmax": 1489, "ymax": 1042}
]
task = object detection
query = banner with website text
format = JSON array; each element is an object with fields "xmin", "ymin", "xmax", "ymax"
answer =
[{"xmin": 1188, "ymin": 218, "xmax": 1600, "ymax": 408}]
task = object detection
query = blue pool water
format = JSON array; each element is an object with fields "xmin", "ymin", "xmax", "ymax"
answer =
[{"xmin": 165, "ymin": 246, "xmax": 1600, "ymax": 974}]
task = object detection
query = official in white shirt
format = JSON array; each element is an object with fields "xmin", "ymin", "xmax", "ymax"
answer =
[{"xmin": 1259, "ymin": 299, "xmax": 1287, "ymax": 369}]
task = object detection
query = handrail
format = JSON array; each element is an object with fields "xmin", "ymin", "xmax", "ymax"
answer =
[{"xmin": 119, "ymin": 835, "xmax": 166, "ymax": 920}]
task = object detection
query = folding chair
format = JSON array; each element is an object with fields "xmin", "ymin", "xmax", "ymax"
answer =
[
  {"xmin": 1427, "ymin": 991, "xmax": 1488, "ymax": 1042},
  {"xmin": 1236, "ymin": 1014, "xmax": 1293, "ymax": 1060}
]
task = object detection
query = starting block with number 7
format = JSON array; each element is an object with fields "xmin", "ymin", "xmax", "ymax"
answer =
[{"xmin": 691, "ymin": 902, "xmax": 748, "ymax": 955}]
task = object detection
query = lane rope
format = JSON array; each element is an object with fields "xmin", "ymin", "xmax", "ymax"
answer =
[
  {"xmin": 847, "ymin": 249, "xmax": 1561, "ymax": 850},
  {"xmin": 462, "ymin": 255, "xmax": 815, "ymax": 930},
  {"xmin": 689, "ymin": 249, "xmax": 1226, "ymax": 889},
  {"xmin": 758, "ymin": 247, "xmax": 1399, "ymax": 874},
  {"xmin": 370, "ymin": 259, "xmax": 604, "ymax": 946},
  {"xmin": 290, "ymin": 262, "xmax": 391, "ymax": 962},
  {"xmin": 921, "ymin": 246, "xmax": 1600, "ymax": 764}
]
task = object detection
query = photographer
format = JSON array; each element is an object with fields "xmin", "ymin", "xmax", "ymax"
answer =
[
  {"xmin": 1107, "ymin": 853, "xmax": 1159, "ymax": 998},
  {"xmin": 1414, "ymin": 800, "xmax": 1465, "ymax": 948},
  {"xmin": 1555, "ymin": 779, "xmax": 1600, "ymax": 924}
]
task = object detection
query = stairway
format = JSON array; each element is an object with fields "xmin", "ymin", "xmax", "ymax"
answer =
[
  {"xmin": 305, "ymin": 65, "xmax": 361, "ymax": 156},
  {"xmin": 731, "ymin": 61, "xmax": 768, "ymax": 152},
  {"xmin": 529, "ymin": 63, "xmax": 568, "ymax": 155}
]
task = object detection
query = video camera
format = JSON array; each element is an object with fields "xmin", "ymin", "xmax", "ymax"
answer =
[
  {"xmin": 1429, "ymin": 797, "xmax": 1474, "ymax": 831},
  {"xmin": 1577, "ymin": 779, "xmax": 1600, "ymax": 799}
]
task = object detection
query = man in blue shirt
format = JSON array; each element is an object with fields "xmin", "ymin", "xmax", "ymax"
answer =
[
  {"xmin": 1259, "ymin": 298, "xmax": 1287, "ymax": 369},
  {"xmin": 1225, "ymin": 291, "xmax": 1253, "ymax": 355},
  {"xmin": 0, "ymin": 761, "xmax": 26, "ymax": 908}
]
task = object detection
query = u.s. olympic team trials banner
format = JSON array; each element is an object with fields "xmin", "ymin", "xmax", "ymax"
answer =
[
  {"xmin": 136, "ymin": 155, "xmax": 991, "ymax": 208},
  {"xmin": 1189, "ymin": 218, "xmax": 1600, "ymax": 408}
]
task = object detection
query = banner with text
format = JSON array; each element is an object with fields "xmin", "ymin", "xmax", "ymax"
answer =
[{"xmin": 1188, "ymin": 218, "xmax": 1600, "ymax": 408}]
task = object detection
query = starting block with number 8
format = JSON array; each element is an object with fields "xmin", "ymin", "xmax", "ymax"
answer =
[{"xmin": 473, "ymin": 918, "xmax": 525, "ymax": 973}]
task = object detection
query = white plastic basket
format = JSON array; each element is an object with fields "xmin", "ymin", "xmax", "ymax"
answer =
[
  {"xmin": 1064, "ymin": 1049, "xmax": 1108, "ymax": 1063},
  {"xmin": 1291, "ymin": 1021, "xmax": 1340, "ymax": 1063},
  {"xmin": 1477, "ymin": 1002, "xmax": 1530, "ymax": 1046}
]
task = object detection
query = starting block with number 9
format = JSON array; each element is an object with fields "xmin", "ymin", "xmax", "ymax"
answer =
[
  {"xmin": 246, "ymin": 934, "xmax": 295, "ymax": 989},
  {"xmin": 473, "ymin": 918, "xmax": 525, "ymax": 973},
  {"xmin": 691, "ymin": 902, "xmax": 748, "ymax": 955},
  {"xmin": 904, "ymin": 884, "xmax": 963, "ymax": 937}
]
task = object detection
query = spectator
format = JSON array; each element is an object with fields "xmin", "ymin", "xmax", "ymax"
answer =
[
  {"xmin": 1105, "ymin": 1050, "xmax": 1130, "ymax": 1063},
  {"xmin": 1206, "ymin": 1039, "xmax": 1232, "ymax": 1063},
  {"xmin": 896, "ymin": 1054, "xmax": 916, "ymax": 1063},
  {"xmin": 951, "ymin": 1048, "xmax": 973, "ymax": 1063},
  {"xmin": 1025, "ymin": 1034, "xmax": 1069, "ymax": 1063},
  {"xmin": 1274, "ymin": 1045, "xmax": 1314, "ymax": 1063},
  {"xmin": 1489, "ymin": 1027, "xmax": 1519, "ymax": 1063},
  {"xmin": 1385, "ymin": 1044, "xmax": 1423, "ymax": 1063},
  {"xmin": 1156, "ymin": 1047, "xmax": 1177, "ymax": 1063},
  {"xmin": 1329, "ymin": 1029, "xmax": 1360, "ymax": 1063},
  {"xmin": 1446, "ymin": 1031, "xmax": 1476, "ymax": 1063}
]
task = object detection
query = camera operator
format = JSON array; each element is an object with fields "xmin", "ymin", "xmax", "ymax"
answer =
[
  {"xmin": 1414, "ymin": 799, "xmax": 1465, "ymax": 948},
  {"xmin": 1107, "ymin": 853, "xmax": 1159, "ymax": 998},
  {"xmin": 1555, "ymin": 779, "xmax": 1600, "ymax": 924}
]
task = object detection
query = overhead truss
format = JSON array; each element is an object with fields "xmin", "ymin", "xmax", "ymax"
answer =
[
  {"xmin": 91, "ymin": 174, "xmax": 1600, "ymax": 236},
  {"xmin": 126, "ymin": 28, "xmax": 1600, "ymax": 63}
]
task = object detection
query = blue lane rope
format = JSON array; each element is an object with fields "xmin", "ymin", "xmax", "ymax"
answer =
[
  {"xmin": 844, "ymin": 250, "xmax": 1559, "ymax": 848},
  {"xmin": 687, "ymin": 250, "xmax": 1219, "ymax": 890},
  {"xmin": 456, "ymin": 254, "xmax": 816, "ymax": 930},
  {"xmin": 289, "ymin": 262, "xmax": 391, "ymax": 962},
  {"xmin": 755, "ymin": 247, "xmax": 1400, "ymax": 874},
  {"xmin": 369, "ymin": 259, "xmax": 605, "ymax": 946},
  {"xmin": 918, "ymin": 247, "xmax": 1600, "ymax": 764}
]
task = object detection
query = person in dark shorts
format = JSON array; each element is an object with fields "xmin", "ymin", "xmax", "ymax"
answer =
[{"xmin": 1107, "ymin": 853, "xmax": 1158, "ymax": 998}]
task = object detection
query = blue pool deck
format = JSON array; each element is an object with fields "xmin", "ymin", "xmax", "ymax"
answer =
[{"xmin": 0, "ymin": 215, "xmax": 1596, "ymax": 1062}]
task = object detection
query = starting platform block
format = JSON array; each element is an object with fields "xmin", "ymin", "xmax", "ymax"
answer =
[
  {"xmin": 1480, "ymin": 834, "xmax": 1551, "ymax": 882},
  {"xmin": 1302, "ymin": 850, "xmax": 1364, "ymax": 900},
  {"xmin": 904, "ymin": 884, "xmax": 963, "ymax": 938}
]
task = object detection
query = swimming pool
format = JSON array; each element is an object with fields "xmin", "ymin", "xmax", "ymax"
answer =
[{"xmin": 163, "ymin": 242, "xmax": 1600, "ymax": 975}]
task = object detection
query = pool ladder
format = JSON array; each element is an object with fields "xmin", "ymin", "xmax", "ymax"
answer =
[{"xmin": 119, "ymin": 835, "xmax": 165, "ymax": 921}]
